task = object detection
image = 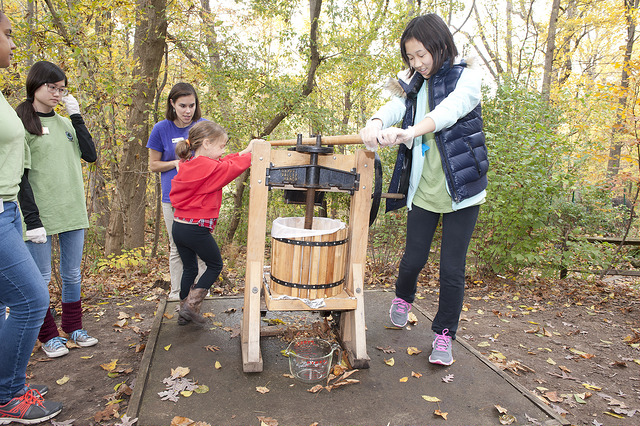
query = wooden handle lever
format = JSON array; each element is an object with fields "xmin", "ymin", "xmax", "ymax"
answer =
[{"xmin": 267, "ymin": 134, "xmax": 363, "ymax": 147}]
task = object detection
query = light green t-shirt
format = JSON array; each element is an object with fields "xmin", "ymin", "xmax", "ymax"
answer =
[
  {"xmin": 24, "ymin": 113, "xmax": 89, "ymax": 234},
  {"xmin": 0, "ymin": 93, "xmax": 26, "ymax": 203},
  {"xmin": 412, "ymin": 132, "xmax": 453, "ymax": 213},
  {"xmin": 412, "ymin": 84, "xmax": 454, "ymax": 213}
]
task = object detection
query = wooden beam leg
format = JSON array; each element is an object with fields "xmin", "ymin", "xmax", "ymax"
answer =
[
  {"xmin": 241, "ymin": 141, "xmax": 270, "ymax": 373},
  {"xmin": 340, "ymin": 263, "xmax": 370, "ymax": 368}
]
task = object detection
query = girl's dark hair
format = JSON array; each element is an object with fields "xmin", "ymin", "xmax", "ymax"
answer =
[
  {"xmin": 400, "ymin": 13, "xmax": 458, "ymax": 78},
  {"xmin": 165, "ymin": 82, "xmax": 201, "ymax": 122},
  {"xmin": 15, "ymin": 61, "xmax": 67, "ymax": 136},
  {"xmin": 175, "ymin": 120, "xmax": 226, "ymax": 160}
]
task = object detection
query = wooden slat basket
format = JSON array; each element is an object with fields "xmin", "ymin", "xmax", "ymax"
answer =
[{"xmin": 270, "ymin": 217, "xmax": 349, "ymax": 299}]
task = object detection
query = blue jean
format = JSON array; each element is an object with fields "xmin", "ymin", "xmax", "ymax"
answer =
[
  {"xmin": 395, "ymin": 204, "xmax": 480, "ymax": 339},
  {"xmin": 26, "ymin": 229, "xmax": 85, "ymax": 303},
  {"xmin": 0, "ymin": 201, "xmax": 49, "ymax": 403}
]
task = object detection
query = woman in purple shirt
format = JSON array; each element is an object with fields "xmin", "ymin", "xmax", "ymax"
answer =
[{"xmin": 147, "ymin": 83, "xmax": 206, "ymax": 300}]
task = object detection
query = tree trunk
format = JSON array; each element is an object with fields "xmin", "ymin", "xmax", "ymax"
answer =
[
  {"xmin": 104, "ymin": 0, "xmax": 167, "ymax": 255},
  {"xmin": 606, "ymin": 0, "xmax": 639, "ymax": 179},
  {"xmin": 541, "ymin": 0, "xmax": 561, "ymax": 103}
]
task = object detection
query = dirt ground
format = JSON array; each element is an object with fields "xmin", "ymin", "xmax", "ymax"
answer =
[{"xmin": 25, "ymin": 262, "xmax": 640, "ymax": 426}]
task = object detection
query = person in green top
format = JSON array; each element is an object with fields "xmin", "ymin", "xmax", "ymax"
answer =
[
  {"xmin": 16, "ymin": 60, "xmax": 98, "ymax": 359},
  {"xmin": 0, "ymin": 11, "xmax": 63, "ymax": 424}
]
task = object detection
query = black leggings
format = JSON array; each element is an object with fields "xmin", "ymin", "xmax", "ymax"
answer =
[
  {"xmin": 395, "ymin": 204, "xmax": 479, "ymax": 339},
  {"xmin": 172, "ymin": 221, "xmax": 223, "ymax": 300}
]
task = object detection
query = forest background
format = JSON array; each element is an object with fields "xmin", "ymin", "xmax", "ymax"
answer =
[{"xmin": 1, "ymin": 0, "xmax": 640, "ymax": 282}]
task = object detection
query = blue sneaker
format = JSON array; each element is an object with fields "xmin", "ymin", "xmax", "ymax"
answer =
[
  {"xmin": 42, "ymin": 337, "xmax": 69, "ymax": 358},
  {"xmin": 70, "ymin": 329, "xmax": 98, "ymax": 347},
  {"xmin": 429, "ymin": 329, "xmax": 454, "ymax": 366},
  {"xmin": 389, "ymin": 297, "xmax": 412, "ymax": 327}
]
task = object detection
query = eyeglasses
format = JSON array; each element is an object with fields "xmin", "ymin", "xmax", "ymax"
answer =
[{"xmin": 44, "ymin": 83, "xmax": 68, "ymax": 96}]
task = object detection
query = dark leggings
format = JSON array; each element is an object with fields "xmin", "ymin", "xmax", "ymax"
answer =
[
  {"xmin": 172, "ymin": 221, "xmax": 223, "ymax": 300},
  {"xmin": 395, "ymin": 204, "xmax": 479, "ymax": 339}
]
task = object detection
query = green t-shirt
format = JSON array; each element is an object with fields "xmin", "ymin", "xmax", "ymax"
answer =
[
  {"xmin": 0, "ymin": 93, "xmax": 26, "ymax": 203},
  {"xmin": 412, "ymin": 84, "xmax": 454, "ymax": 213},
  {"xmin": 24, "ymin": 113, "xmax": 89, "ymax": 234}
]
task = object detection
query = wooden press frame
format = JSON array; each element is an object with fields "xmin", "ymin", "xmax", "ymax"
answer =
[{"xmin": 241, "ymin": 139, "xmax": 373, "ymax": 372}]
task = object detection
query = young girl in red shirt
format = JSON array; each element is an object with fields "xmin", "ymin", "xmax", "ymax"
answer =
[{"xmin": 169, "ymin": 121, "xmax": 259, "ymax": 324}]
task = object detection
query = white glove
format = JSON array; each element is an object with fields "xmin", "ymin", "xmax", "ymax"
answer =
[
  {"xmin": 26, "ymin": 227, "xmax": 47, "ymax": 244},
  {"xmin": 359, "ymin": 120, "xmax": 383, "ymax": 151},
  {"xmin": 379, "ymin": 126, "xmax": 415, "ymax": 148},
  {"xmin": 61, "ymin": 94, "xmax": 80, "ymax": 115}
]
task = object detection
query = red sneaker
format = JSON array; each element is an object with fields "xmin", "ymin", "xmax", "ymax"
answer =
[{"xmin": 0, "ymin": 388, "xmax": 62, "ymax": 424}]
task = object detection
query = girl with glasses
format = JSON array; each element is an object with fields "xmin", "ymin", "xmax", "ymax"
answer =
[{"xmin": 15, "ymin": 60, "xmax": 98, "ymax": 359}]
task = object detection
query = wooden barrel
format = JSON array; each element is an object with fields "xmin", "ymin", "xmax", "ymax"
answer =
[{"xmin": 270, "ymin": 217, "xmax": 349, "ymax": 299}]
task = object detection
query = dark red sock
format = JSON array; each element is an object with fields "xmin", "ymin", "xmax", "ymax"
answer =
[
  {"xmin": 38, "ymin": 308, "xmax": 59, "ymax": 343},
  {"xmin": 61, "ymin": 300, "xmax": 83, "ymax": 334}
]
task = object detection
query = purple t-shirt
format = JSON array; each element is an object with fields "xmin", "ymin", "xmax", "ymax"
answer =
[{"xmin": 146, "ymin": 119, "xmax": 204, "ymax": 203}]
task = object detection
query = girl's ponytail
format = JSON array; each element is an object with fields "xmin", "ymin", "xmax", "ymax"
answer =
[
  {"xmin": 15, "ymin": 99, "xmax": 42, "ymax": 135},
  {"xmin": 175, "ymin": 138, "xmax": 194, "ymax": 160}
]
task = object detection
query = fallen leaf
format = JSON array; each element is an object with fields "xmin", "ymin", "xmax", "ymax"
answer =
[
  {"xmin": 180, "ymin": 390, "xmax": 193, "ymax": 397},
  {"xmin": 407, "ymin": 312, "xmax": 418, "ymax": 325},
  {"xmin": 546, "ymin": 357, "xmax": 556, "ymax": 365},
  {"xmin": 422, "ymin": 395, "xmax": 441, "ymax": 402},
  {"xmin": 544, "ymin": 391, "xmax": 563, "ymax": 403},
  {"xmin": 499, "ymin": 414, "xmax": 517, "ymax": 425},
  {"xmin": 399, "ymin": 377, "xmax": 409, "ymax": 383},
  {"xmin": 384, "ymin": 357, "xmax": 395, "ymax": 366},
  {"xmin": 257, "ymin": 416, "xmax": 278, "ymax": 426},
  {"xmin": 164, "ymin": 344, "xmax": 172, "ymax": 351},
  {"xmin": 442, "ymin": 374, "xmax": 454, "ymax": 383},
  {"xmin": 582, "ymin": 383, "xmax": 602, "ymax": 391},
  {"xmin": 407, "ymin": 347, "xmax": 422, "ymax": 355},
  {"xmin": 411, "ymin": 371, "xmax": 422, "ymax": 378},
  {"xmin": 100, "ymin": 359, "xmax": 118, "ymax": 372},
  {"xmin": 214, "ymin": 361, "xmax": 222, "ymax": 369},
  {"xmin": 256, "ymin": 386, "xmax": 270, "ymax": 394},
  {"xmin": 477, "ymin": 341, "xmax": 491, "ymax": 347},
  {"xmin": 56, "ymin": 375, "xmax": 70, "ymax": 385},
  {"xmin": 307, "ymin": 384, "xmax": 324, "ymax": 393},
  {"xmin": 114, "ymin": 414, "xmax": 138, "ymax": 426},
  {"xmin": 195, "ymin": 385, "xmax": 209, "ymax": 394},
  {"xmin": 495, "ymin": 405, "xmax": 508, "ymax": 414},
  {"xmin": 376, "ymin": 346, "xmax": 396, "ymax": 354},
  {"xmin": 204, "ymin": 345, "xmax": 220, "ymax": 352},
  {"xmin": 170, "ymin": 366, "xmax": 190, "ymax": 378},
  {"xmin": 434, "ymin": 409, "xmax": 448, "ymax": 420}
]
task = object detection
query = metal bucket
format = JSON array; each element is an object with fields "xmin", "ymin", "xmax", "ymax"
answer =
[{"xmin": 285, "ymin": 337, "xmax": 341, "ymax": 383}]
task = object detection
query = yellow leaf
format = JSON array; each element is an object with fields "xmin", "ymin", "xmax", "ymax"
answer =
[
  {"xmin": 422, "ymin": 395, "xmax": 441, "ymax": 402},
  {"xmin": 164, "ymin": 344, "xmax": 171, "ymax": 351},
  {"xmin": 633, "ymin": 359, "xmax": 640, "ymax": 365},
  {"xmin": 171, "ymin": 366, "xmax": 190, "ymax": 378},
  {"xmin": 384, "ymin": 357, "xmax": 395, "ymax": 366},
  {"xmin": 215, "ymin": 361, "xmax": 222, "ymax": 369},
  {"xmin": 399, "ymin": 376, "xmax": 409, "ymax": 382},
  {"xmin": 604, "ymin": 412, "xmax": 625, "ymax": 419},
  {"xmin": 434, "ymin": 409, "xmax": 448, "ymax": 420},
  {"xmin": 477, "ymin": 309, "xmax": 484, "ymax": 314},
  {"xmin": 56, "ymin": 375, "xmax": 70, "ymax": 385},
  {"xmin": 582, "ymin": 383, "xmax": 602, "ymax": 391},
  {"xmin": 180, "ymin": 390, "xmax": 193, "ymax": 397},
  {"xmin": 546, "ymin": 358, "xmax": 556, "ymax": 365},
  {"xmin": 477, "ymin": 341, "xmax": 491, "ymax": 347},
  {"xmin": 195, "ymin": 385, "xmax": 209, "ymax": 394},
  {"xmin": 408, "ymin": 312, "xmax": 418, "ymax": 325},
  {"xmin": 80, "ymin": 355, "xmax": 94, "ymax": 359},
  {"xmin": 100, "ymin": 359, "xmax": 118, "ymax": 372},
  {"xmin": 407, "ymin": 347, "xmax": 422, "ymax": 355},
  {"xmin": 411, "ymin": 371, "xmax": 422, "ymax": 378}
]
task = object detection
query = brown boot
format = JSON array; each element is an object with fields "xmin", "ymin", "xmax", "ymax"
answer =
[{"xmin": 178, "ymin": 288, "xmax": 208, "ymax": 325}]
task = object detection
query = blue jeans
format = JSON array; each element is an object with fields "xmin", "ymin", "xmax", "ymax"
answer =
[
  {"xmin": 0, "ymin": 201, "xmax": 49, "ymax": 403},
  {"xmin": 395, "ymin": 204, "xmax": 480, "ymax": 339},
  {"xmin": 26, "ymin": 229, "xmax": 85, "ymax": 303}
]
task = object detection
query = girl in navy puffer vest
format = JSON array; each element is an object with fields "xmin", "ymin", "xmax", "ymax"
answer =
[{"xmin": 360, "ymin": 13, "xmax": 488, "ymax": 366}]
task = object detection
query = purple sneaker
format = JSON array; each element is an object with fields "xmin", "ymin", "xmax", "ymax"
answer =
[{"xmin": 389, "ymin": 297, "xmax": 412, "ymax": 327}]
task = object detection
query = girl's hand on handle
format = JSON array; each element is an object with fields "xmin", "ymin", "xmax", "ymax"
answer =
[
  {"xmin": 359, "ymin": 119, "xmax": 382, "ymax": 151},
  {"xmin": 379, "ymin": 126, "xmax": 415, "ymax": 148},
  {"xmin": 61, "ymin": 94, "xmax": 80, "ymax": 116}
]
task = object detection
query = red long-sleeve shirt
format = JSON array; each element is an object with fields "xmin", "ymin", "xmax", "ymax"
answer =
[{"xmin": 169, "ymin": 152, "xmax": 251, "ymax": 221}]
